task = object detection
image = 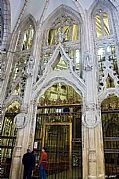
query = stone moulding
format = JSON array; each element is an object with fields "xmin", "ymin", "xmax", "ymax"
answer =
[{"xmin": 32, "ymin": 42, "xmax": 86, "ymax": 102}]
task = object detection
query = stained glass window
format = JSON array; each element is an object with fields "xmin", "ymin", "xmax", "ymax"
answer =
[
  {"xmin": 21, "ymin": 25, "xmax": 34, "ymax": 50},
  {"xmin": 39, "ymin": 15, "xmax": 80, "ymax": 76},
  {"xmin": 46, "ymin": 15, "xmax": 79, "ymax": 45},
  {"xmin": 95, "ymin": 12, "xmax": 110, "ymax": 38}
]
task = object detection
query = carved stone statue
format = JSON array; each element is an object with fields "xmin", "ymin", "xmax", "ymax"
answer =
[
  {"xmin": 26, "ymin": 56, "xmax": 35, "ymax": 77},
  {"xmin": 83, "ymin": 52, "xmax": 93, "ymax": 71}
]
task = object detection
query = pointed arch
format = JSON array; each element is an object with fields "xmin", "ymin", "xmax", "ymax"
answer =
[
  {"xmin": 89, "ymin": 0, "xmax": 119, "ymax": 40},
  {"xmin": 99, "ymin": 89, "xmax": 119, "ymax": 103},
  {"xmin": 43, "ymin": 4, "xmax": 83, "ymax": 27},
  {"xmin": 3, "ymin": 95, "xmax": 22, "ymax": 110},
  {"xmin": 90, "ymin": 0, "xmax": 119, "ymax": 95},
  {"xmin": 16, "ymin": 14, "xmax": 36, "ymax": 51},
  {"xmin": 89, "ymin": 0, "xmax": 118, "ymax": 16},
  {"xmin": 37, "ymin": 4, "xmax": 84, "ymax": 79},
  {"xmin": 33, "ymin": 70, "xmax": 86, "ymax": 103},
  {"xmin": 19, "ymin": 14, "xmax": 37, "ymax": 31}
]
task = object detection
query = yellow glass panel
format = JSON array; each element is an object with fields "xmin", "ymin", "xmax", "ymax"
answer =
[
  {"xmin": 95, "ymin": 15, "xmax": 102, "ymax": 38},
  {"xmin": 72, "ymin": 24, "xmax": 78, "ymax": 41},
  {"xmin": 54, "ymin": 55, "xmax": 67, "ymax": 71},
  {"xmin": 106, "ymin": 74, "xmax": 115, "ymax": 88},
  {"xmin": 48, "ymin": 29, "xmax": 55, "ymax": 45},
  {"xmin": 69, "ymin": 50, "xmax": 74, "ymax": 59},
  {"xmin": 5, "ymin": 101, "xmax": 20, "ymax": 113},
  {"xmin": 28, "ymin": 28, "xmax": 34, "ymax": 48},
  {"xmin": 64, "ymin": 25, "xmax": 69, "ymax": 41},
  {"xmin": 103, "ymin": 13, "xmax": 110, "ymax": 36},
  {"xmin": 22, "ymin": 27, "xmax": 34, "ymax": 50}
]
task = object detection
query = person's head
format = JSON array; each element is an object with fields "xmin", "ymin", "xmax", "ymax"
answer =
[
  {"xmin": 42, "ymin": 147, "xmax": 46, "ymax": 152},
  {"xmin": 27, "ymin": 148, "xmax": 31, "ymax": 153}
]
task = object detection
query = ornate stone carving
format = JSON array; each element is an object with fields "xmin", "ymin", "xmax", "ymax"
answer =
[
  {"xmin": 0, "ymin": 52, "xmax": 6, "ymax": 82},
  {"xmin": 26, "ymin": 55, "xmax": 35, "ymax": 77},
  {"xmin": 89, "ymin": 149, "xmax": 96, "ymax": 162},
  {"xmin": 82, "ymin": 102, "xmax": 101, "ymax": 128},
  {"xmin": 14, "ymin": 113, "xmax": 27, "ymax": 129},
  {"xmin": 83, "ymin": 52, "xmax": 93, "ymax": 71}
]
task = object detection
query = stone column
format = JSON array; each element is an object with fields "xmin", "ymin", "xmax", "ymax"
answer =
[
  {"xmin": 9, "ymin": 55, "xmax": 36, "ymax": 179},
  {"xmin": 80, "ymin": 9, "xmax": 105, "ymax": 178},
  {"xmin": 0, "ymin": 52, "xmax": 7, "ymax": 122},
  {"xmin": 9, "ymin": 25, "xmax": 42, "ymax": 178},
  {"xmin": 9, "ymin": 113, "xmax": 27, "ymax": 179},
  {"xmin": 82, "ymin": 52, "xmax": 105, "ymax": 179}
]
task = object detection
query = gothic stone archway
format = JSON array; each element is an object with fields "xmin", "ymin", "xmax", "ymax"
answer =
[{"xmin": 33, "ymin": 83, "xmax": 82, "ymax": 179}]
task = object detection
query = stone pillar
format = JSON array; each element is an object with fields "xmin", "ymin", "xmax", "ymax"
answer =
[
  {"xmin": 82, "ymin": 52, "xmax": 105, "ymax": 179},
  {"xmin": 9, "ymin": 55, "xmax": 36, "ymax": 179},
  {"xmin": 9, "ymin": 101, "xmax": 37, "ymax": 179},
  {"xmin": 9, "ymin": 126, "xmax": 25, "ymax": 179},
  {"xmin": 0, "ymin": 52, "xmax": 7, "ymax": 122},
  {"xmin": 9, "ymin": 25, "xmax": 42, "ymax": 178}
]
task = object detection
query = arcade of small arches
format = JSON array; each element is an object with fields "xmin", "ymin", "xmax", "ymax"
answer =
[{"xmin": 0, "ymin": 0, "xmax": 119, "ymax": 179}]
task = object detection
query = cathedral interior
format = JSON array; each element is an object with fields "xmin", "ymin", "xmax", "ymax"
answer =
[{"xmin": 0, "ymin": 0, "xmax": 119, "ymax": 179}]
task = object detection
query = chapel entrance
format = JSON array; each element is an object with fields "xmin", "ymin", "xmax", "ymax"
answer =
[
  {"xmin": 33, "ymin": 83, "xmax": 82, "ymax": 179},
  {"xmin": 101, "ymin": 95, "xmax": 119, "ymax": 178}
]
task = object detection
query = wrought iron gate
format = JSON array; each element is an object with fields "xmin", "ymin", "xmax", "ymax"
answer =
[
  {"xmin": 33, "ymin": 104, "xmax": 82, "ymax": 179},
  {"xmin": 0, "ymin": 113, "xmax": 17, "ymax": 179},
  {"xmin": 102, "ymin": 96, "xmax": 119, "ymax": 178}
]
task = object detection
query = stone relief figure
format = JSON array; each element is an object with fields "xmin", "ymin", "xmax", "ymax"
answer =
[
  {"xmin": 26, "ymin": 55, "xmax": 35, "ymax": 77},
  {"xmin": 83, "ymin": 51, "xmax": 93, "ymax": 71}
]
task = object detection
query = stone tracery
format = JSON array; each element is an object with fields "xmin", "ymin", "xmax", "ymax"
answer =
[
  {"xmin": 1, "ymin": 1, "xmax": 119, "ymax": 179},
  {"xmin": 5, "ymin": 18, "xmax": 35, "ymax": 101},
  {"xmin": 37, "ymin": 6, "xmax": 82, "ymax": 78},
  {"xmin": 92, "ymin": 0, "xmax": 119, "ymax": 96}
]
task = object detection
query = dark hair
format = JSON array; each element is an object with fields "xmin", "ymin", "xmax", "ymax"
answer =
[
  {"xmin": 42, "ymin": 147, "xmax": 46, "ymax": 151},
  {"xmin": 27, "ymin": 148, "xmax": 31, "ymax": 153}
]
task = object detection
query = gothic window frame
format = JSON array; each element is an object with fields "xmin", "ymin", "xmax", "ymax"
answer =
[
  {"xmin": 38, "ymin": 5, "xmax": 83, "ymax": 76},
  {"xmin": 16, "ymin": 15, "xmax": 36, "ymax": 52},
  {"xmin": 91, "ymin": 1, "xmax": 119, "ymax": 92},
  {"xmin": 5, "ymin": 15, "xmax": 36, "ymax": 100},
  {"xmin": 92, "ymin": 7, "xmax": 113, "ymax": 41}
]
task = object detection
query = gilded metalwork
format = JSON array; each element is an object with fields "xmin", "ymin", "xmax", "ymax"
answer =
[
  {"xmin": 33, "ymin": 104, "xmax": 82, "ymax": 179},
  {"xmin": 0, "ymin": 102, "xmax": 20, "ymax": 179},
  {"xmin": 102, "ymin": 95, "xmax": 119, "ymax": 178}
]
